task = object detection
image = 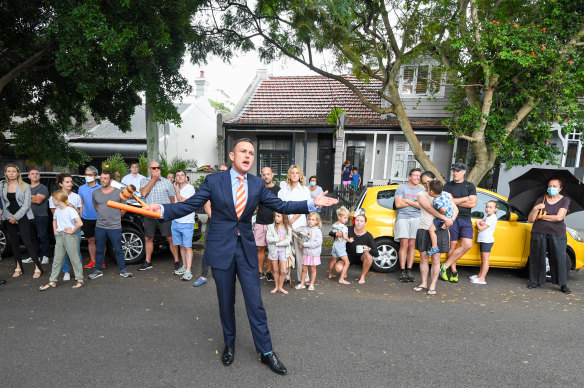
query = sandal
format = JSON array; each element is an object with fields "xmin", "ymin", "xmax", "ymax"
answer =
[
  {"xmin": 13, "ymin": 268, "xmax": 22, "ymax": 278},
  {"xmin": 33, "ymin": 269, "xmax": 42, "ymax": 279},
  {"xmin": 72, "ymin": 280, "xmax": 84, "ymax": 289},
  {"xmin": 413, "ymin": 285, "xmax": 428, "ymax": 292},
  {"xmin": 295, "ymin": 284, "xmax": 306, "ymax": 290},
  {"xmin": 308, "ymin": 285, "xmax": 315, "ymax": 291},
  {"xmin": 427, "ymin": 289, "xmax": 437, "ymax": 295},
  {"xmin": 39, "ymin": 283, "xmax": 56, "ymax": 291}
]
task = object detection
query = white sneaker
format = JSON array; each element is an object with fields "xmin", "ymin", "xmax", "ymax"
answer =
[
  {"xmin": 470, "ymin": 277, "xmax": 486, "ymax": 285},
  {"xmin": 63, "ymin": 272, "xmax": 71, "ymax": 281},
  {"xmin": 41, "ymin": 256, "xmax": 50, "ymax": 265},
  {"xmin": 22, "ymin": 257, "xmax": 33, "ymax": 264},
  {"xmin": 181, "ymin": 271, "xmax": 193, "ymax": 281}
]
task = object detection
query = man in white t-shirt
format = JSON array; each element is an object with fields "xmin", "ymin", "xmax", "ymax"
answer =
[
  {"xmin": 171, "ymin": 170, "xmax": 196, "ymax": 280},
  {"xmin": 121, "ymin": 163, "xmax": 146, "ymax": 191}
]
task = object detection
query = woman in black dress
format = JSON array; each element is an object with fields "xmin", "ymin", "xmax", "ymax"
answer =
[{"xmin": 527, "ymin": 177, "xmax": 571, "ymax": 294}]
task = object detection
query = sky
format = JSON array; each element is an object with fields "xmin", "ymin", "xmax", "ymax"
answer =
[{"xmin": 179, "ymin": 51, "xmax": 328, "ymax": 107}]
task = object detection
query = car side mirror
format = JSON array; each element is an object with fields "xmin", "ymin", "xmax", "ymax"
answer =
[{"xmin": 509, "ymin": 212, "xmax": 518, "ymax": 222}]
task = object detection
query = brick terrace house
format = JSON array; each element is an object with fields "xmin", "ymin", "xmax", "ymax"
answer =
[{"xmin": 218, "ymin": 67, "xmax": 458, "ymax": 192}]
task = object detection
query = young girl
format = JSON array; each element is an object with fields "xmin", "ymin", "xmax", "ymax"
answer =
[
  {"xmin": 266, "ymin": 212, "xmax": 292, "ymax": 294},
  {"xmin": 296, "ymin": 212, "xmax": 323, "ymax": 291},
  {"xmin": 470, "ymin": 200, "xmax": 498, "ymax": 285},
  {"xmin": 328, "ymin": 206, "xmax": 354, "ymax": 284},
  {"xmin": 39, "ymin": 191, "xmax": 84, "ymax": 290}
]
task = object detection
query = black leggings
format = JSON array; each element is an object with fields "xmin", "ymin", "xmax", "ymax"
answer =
[{"xmin": 3, "ymin": 218, "xmax": 42, "ymax": 274}]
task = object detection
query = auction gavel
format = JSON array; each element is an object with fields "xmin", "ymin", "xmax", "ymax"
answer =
[{"xmin": 120, "ymin": 184, "xmax": 148, "ymax": 208}]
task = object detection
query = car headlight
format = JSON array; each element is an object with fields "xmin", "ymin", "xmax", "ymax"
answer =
[{"xmin": 567, "ymin": 227, "xmax": 584, "ymax": 242}]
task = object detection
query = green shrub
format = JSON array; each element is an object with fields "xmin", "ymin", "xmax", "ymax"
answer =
[
  {"xmin": 138, "ymin": 154, "xmax": 148, "ymax": 176},
  {"xmin": 102, "ymin": 153, "xmax": 128, "ymax": 180}
]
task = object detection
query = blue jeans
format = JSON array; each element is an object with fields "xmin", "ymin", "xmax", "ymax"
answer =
[
  {"xmin": 62, "ymin": 229, "xmax": 82, "ymax": 273},
  {"xmin": 95, "ymin": 227, "xmax": 126, "ymax": 271},
  {"xmin": 30, "ymin": 216, "xmax": 51, "ymax": 257}
]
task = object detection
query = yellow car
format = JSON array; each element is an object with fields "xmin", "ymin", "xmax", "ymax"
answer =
[{"xmin": 350, "ymin": 185, "xmax": 584, "ymax": 273}]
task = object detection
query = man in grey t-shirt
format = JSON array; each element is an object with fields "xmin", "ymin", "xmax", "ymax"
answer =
[
  {"xmin": 88, "ymin": 170, "xmax": 132, "ymax": 279},
  {"xmin": 394, "ymin": 168, "xmax": 424, "ymax": 282},
  {"xmin": 28, "ymin": 169, "xmax": 51, "ymax": 263}
]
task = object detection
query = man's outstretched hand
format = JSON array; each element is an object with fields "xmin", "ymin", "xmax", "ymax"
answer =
[
  {"xmin": 146, "ymin": 203, "xmax": 162, "ymax": 213},
  {"xmin": 313, "ymin": 191, "xmax": 339, "ymax": 207}
]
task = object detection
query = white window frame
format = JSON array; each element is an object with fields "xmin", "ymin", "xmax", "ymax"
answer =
[
  {"xmin": 398, "ymin": 61, "xmax": 445, "ymax": 98},
  {"xmin": 390, "ymin": 136, "xmax": 435, "ymax": 182}
]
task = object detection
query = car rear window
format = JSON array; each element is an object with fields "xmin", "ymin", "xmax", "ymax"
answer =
[{"xmin": 377, "ymin": 189, "xmax": 396, "ymax": 210}]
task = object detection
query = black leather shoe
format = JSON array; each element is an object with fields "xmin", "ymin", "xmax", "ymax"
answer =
[
  {"xmin": 261, "ymin": 352, "xmax": 287, "ymax": 375},
  {"xmin": 527, "ymin": 283, "xmax": 540, "ymax": 289},
  {"xmin": 0, "ymin": 279, "xmax": 6, "ymax": 285},
  {"xmin": 561, "ymin": 286, "xmax": 571, "ymax": 294},
  {"xmin": 222, "ymin": 346, "xmax": 235, "ymax": 366}
]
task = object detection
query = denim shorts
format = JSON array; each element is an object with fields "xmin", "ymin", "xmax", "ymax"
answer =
[
  {"xmin": 331, "ymin": 241, "xmax": 348, "ymax": 258},
  {"xmin": 171, "ymin": 221, "xmax": 194, "ymax": 247}
]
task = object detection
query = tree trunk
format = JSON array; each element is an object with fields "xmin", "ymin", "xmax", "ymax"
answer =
[{"xmin": 145, "ymin": 98, "xmax": 159, "ymax": 163}]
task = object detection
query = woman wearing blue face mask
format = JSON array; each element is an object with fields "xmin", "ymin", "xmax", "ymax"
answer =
[
  {"xmin": 527, "ymin": 177, "xmax": 571, "ymax": 294},
  {"xmin": 307, "ymin": 176, "xmax": 323, "ymax": 213}
]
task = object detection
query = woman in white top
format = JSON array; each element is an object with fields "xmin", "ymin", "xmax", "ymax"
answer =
[{"xmin": 278, "ymin": 165, "xmax": 311, "ymax": 283}]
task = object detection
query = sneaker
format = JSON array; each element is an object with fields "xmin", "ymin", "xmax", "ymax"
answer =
[
  {"xmin": 399, "ymin": 270, "xmax": 407, "ymax": 282},
  {"xmin": 139, "ymin": 262, "xmax": 153, "ymax": 271},
  {"xmin": 22, "ymin": 257, "xmax": 33, "ymax": 264},
  {"xmin": 469, "ymin": 274, "xmax": 478, "ymax": 280},
  {"xmin": 265, "ymin": 272, "xmax": 274, "ymax": 282},
  {"xmin": 174, "ymin": 266, "xmax": 186, "ymax": 275},
  {"xmin": 470, "ymin": 277, "xmax": 485, "ymax": 285},
  {"xmin": 182, "ymin": 271, "xmax": 193, "ymax": 281},
  {"xmin": 87, "ymin": 270, "xmax": 103, "ymax": 280},
  {"xmin": 448, "ymin": 271, "xmax": 459, "ymax": 283},
  {"xmin": 120, "ymin": 269, "xmax": 133, "ymax": 278},
  {"xmin": 63, "ymin": 272, "xmax": 71, "ymax": 281},
  {"xmin": 193, "ymin": 277, "xmax": 208, "ymax": 287},
  {"xmin": 259, "ymin": 272, "xmax": 267, "ymax": 280},
  {"xmin": 173, "ymin": 262, "xmax": 181, "ymax": 272},
  {"xmin": 41, "ymin": 256, "xmax": 50, "ymax": 265},
  {"xmin": 439, "ymin": 264, "xmax": 449, "ymax": 281},
  {"xmin": 406, "ymin": 269, "xmax": 414, "ymax": 282},
  {"xmin": 84, "ymin": 260, "xmax": 96, "ymax": 269}
]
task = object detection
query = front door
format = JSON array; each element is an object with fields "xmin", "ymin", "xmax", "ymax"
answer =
[{"xmin": 317, "ymin": 134, "xmax": 334, "ymax": 192}]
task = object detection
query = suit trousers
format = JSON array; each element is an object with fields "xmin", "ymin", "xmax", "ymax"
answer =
[
  {"xmin": 529, "ymin": 232, "xmax": 567, "ymax": 287},
  {"xmin": 212, "ymin": 238, "xmax": 272, "ymax": 354}
]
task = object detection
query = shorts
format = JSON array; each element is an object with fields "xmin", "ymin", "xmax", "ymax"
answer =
[
  {"xmin": 269, "ymin": 250, "xmax": 287, "ymax": 262},
  {"xmin": 479, "ymin": 242, "xmax": 494, "ymax": 253},
  {"xmin": 331, "ymin": 241, "xmax": 347, "ymax": 258},
  {"xmin": 449, "ymin": 218, "xmax": 474, "ymax": 241},
  {"xmin": 342, "ymin": 180, "xmax": 351, "ymax": 186},
  {"xmin": 144, "ymin": 216, "xmax": 172, "ymax": 238},
  {"xmin": 81, "ymin": 218, "xmax": 97, "ymax": 238},
  {"xmin": 394, "ymin": 217, "xmax": 420, "ymax": 240},
  {"xmin": 432, "ymin": 218, "xmax": 444, "ymax": 230},
  {"xmin": 171, "ymin": 221, "xmax": 194, "ymax": 247},
  {"xmin": 302, "ymin": 254, "xmax": 321, "ymax": 266},
  {"xmin": 415, "ymin": 228, "xmax": 450, "ymax": 254},
  {"xmin": 253, "ymin": 223, "xmax": 269, "ymax": 247}
]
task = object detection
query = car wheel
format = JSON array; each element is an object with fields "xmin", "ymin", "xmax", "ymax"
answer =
[
  {"xmin": 372, "ymin": 238, "xmax": 399, "ymax": 273},
  {"xmin": 121, "ymin": 227, "xmax": 146, "ymax": 265},
  {"xmin": 523, "ymin": 252, "xmax": 573, "ymax": 280},
  {"xmin": 0, "ymin": 228, "xmax": 11, "ymax": 257}
]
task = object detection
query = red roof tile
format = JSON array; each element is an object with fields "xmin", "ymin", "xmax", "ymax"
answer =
[{"xmin": 226, "ymin": 75, "xmax": 445, "ymax": 128}]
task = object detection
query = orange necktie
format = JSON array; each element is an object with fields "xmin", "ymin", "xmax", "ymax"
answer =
[{"xmin": 235, "ymin": 175, "xmax": 246, "ymax": 219}]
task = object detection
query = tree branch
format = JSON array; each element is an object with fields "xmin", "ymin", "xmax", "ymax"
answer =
[{"xmin": 0, "ymin": 43, "xmax": 53, "ymax": 94}]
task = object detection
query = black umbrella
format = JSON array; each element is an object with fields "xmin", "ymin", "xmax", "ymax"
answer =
[{"xmin": 508, "ymin": 168, "xmax": 584, "ymax": 216}]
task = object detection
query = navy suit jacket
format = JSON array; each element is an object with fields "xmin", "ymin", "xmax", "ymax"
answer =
[{"xmin": 163, "ymin": 170, "xmax": 309, "ymax": 270}]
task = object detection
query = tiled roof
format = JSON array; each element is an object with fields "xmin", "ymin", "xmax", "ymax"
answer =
[{"xmin": 226, "ymin": 75, "xmax": 445, "ymax": 128}]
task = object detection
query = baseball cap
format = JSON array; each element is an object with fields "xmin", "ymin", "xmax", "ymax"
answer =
[{"xmin": 451, "ymin": 162, "xmax": 468, "ymax": 171}]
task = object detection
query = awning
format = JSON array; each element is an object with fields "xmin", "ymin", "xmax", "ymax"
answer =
[{"xmin": 69, "ymin": 142, "xmax": 147, "ymax": 159}]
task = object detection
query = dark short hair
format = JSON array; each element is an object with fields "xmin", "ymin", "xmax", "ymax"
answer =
[
  {"xmin": 352, "ymin": 167, "xmax": 358, "ymax": 172},
  {"xmin": 409, "ymin": 168, "xmax": 422, "ymax": 176},
  {"xmin": 420, "ymin": 171, "xmax": 435, "ymax": 180},
  {"xmin": 309, "ymin": 175, "xmax": 318, "ymax": 183},
  {"xmin": 428, "ymin": 180, "xmax": 443, "ymax": 194},
  {"xmin": 101, "ymin": 170, "xmax": 114, "ymax": 180},
  {"xmin": 548, "ymin": 177, "xmax": 565, "ymax": 189},
  {"xmin": 175, "ymin": 169, "xmax": 186, "ymax": 176},
  {"xmin": 232, "ymin": 138, "xmax": 253, "ymax": 151},
  {"xmin": 56, "ymin": 173, "xmax": 72, "ymax": 185}
]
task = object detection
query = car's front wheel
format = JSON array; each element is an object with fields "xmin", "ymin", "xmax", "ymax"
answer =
[
  {"xmin": 372, "ymin": 238, "xmax": 399, "ymax": 273},
  {"xmin": 121, "ymin": 227, "xmax": 146, "ymax": 265},
  {"xmin": 0, "ymin": 228, "xmax": 10, "ymax": 257}
]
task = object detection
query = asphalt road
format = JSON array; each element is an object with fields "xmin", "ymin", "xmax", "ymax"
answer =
[{"xmin": 1, "ymin": 250, "xmax": 583, "ymax": 387}]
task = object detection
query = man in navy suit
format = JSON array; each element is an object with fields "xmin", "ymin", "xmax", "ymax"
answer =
[{"xmin": 149, "ymin": 138, "xmax": 338, "ymax": 374}]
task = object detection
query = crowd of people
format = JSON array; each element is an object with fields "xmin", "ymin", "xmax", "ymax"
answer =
[{"xmin": 0, "ymin": 159, "xmax": 574, "ymax": 296}]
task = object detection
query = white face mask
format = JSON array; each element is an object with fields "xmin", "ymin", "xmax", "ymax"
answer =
[{"xmin": 85, "ymin": 176, "xmax": 95, "ymax": 183}]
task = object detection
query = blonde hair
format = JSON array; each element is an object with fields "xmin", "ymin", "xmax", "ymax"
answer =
[
  {"xmin": 52, "ymin": 190, "xmax": 80, "ymax": 215},
  {"xmin": 307, "ymin": 212, "xmax": 322, "ymax": 228},
  {"xmin": 336, "ymin": 206, "xmax": 350, "ymax": 217},
  {"xmin": 274, "ymin": 212, "xmax": 291, "ymax": 236},
  {"xmin": 4, "ymin": 164, "xmax": 27, "ymax": 192},
  {"xmin": 285, "ymin": 165, "xmax": 305, "ymax": 187}
]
